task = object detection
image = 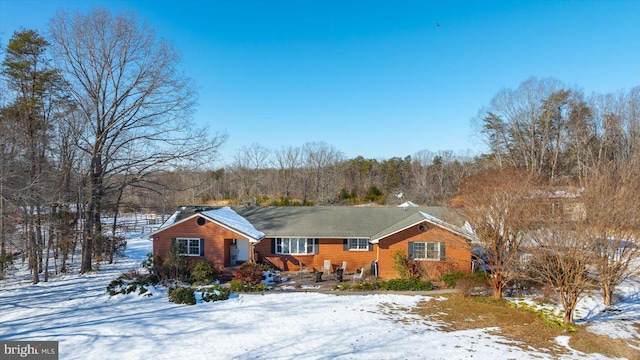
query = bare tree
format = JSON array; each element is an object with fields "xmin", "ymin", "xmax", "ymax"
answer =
[
  {"xmin": 409, "ymin": 150, "xmax": 436, "ymax": 203},
  {"xmin": 273, "ymin": 146, "xmax": 302, "ymax": 201},
  {"xmin": 478, "ymin": 77, "xmax": 594, "ymax": 183},
  {"xmin": 458, "ymin": 168, "xmax": 538, "ymax": 299},
  {"xmin": 583, "ymin": 159, "xmax": 640, "ymax": 306},
  {"xmin": 230, "ymin": 143, "xmax": 270, "ymax": 205},
  {"xmin": 526, "ymin": 221, "xmax": 595, "ymax": 324},
  {"xmin": 49, "ymin": 8, "xmax": 225, "ymax": 272},
  {"xmin": 303, "ymin": 142, "xmax": 344, "ymax": 204},
  {"xmin": 588, "ymin": 88, "xmax": 640, "ymax": 170}
]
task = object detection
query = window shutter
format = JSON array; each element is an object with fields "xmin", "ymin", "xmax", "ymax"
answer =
[
  {"xmin": 171, "ymin": 238, "xmax": 176, "ymax": 248},
  {"xmin": 368, "ymin": 242, "xmax": 373, "ymax": 251},
  {"xmin": 199, "ymin": 238, "xmax": 205, "ymax": 256},
  {"xmin": 408, "ymin": 242, "xmax": 414, "ymax": 259},
  {"xmin": 439, "ymin": 242, "xmax": 446, "ymax": 261},
  {"xmin": 271, "ymin": 239, "xmax": 276, "ymax": 254},
  {"xmin": 343, "ymin": 239, "xmax": 348, "ymax": 251},
  {"xmin": 314, "ymin": 239, "xmax": 319, "ymax": 254}
]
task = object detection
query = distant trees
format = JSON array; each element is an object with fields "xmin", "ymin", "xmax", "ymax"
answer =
[
  {"xmin": 230, "ymin": 143, "xmax": 271, "ymax": 205},
  {"xmin": 170, "ymin": 144, "xmax": 476, "ymax": 208},
  {"xmin": 273, "ymin": 146, "xmax": 303, "ymax": 202},
  {"xmin": 479, "ymin": 77, "xmax": 590, "ymax": 181},
  {"xmin": 303, "ymin": 142, "xmax": 344, "ymax": 204},
  {"xmin": 480, "ymin": 77, "xmax": 640, "ymax": 186}
]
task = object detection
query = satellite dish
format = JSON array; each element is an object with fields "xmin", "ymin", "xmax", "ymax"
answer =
[{"xmin": 396, "ymin": 192, "xmax": 403, "ymax": 199}]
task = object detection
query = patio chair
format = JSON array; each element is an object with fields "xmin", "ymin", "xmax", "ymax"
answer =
[
  {"xmin": 298, "ymin": 258, "xmax": 308, "ymax": 272},
  {"xmin": 341, "ymin": 261, "xmax": 347, "ymax": 272},
  {"xmin": 352, "ymin": 267, "xmax": 365, "ymax": 283},
  {"xmin": 323, "ymin": 260, "xmax": 332, "ymax": 274}
]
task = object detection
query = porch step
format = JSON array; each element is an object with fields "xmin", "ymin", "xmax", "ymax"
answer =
[{"xmin": 218, "ymin": 269, "xmax": 236, "ymax": 283}]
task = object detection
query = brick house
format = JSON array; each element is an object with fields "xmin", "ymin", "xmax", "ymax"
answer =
[{"xmin": 151, "ymin": 205, "xmax": 475, "ymax": 279}]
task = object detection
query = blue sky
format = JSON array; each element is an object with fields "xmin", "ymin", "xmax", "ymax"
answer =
[{"xmin": 1, "ymin": 0, "xmax": 639, "ymax": 165}]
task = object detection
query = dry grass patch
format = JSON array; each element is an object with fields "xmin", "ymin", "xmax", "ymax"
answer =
[
  {"xmin": 569, "ymin": 330, "xmax": 640, "ymax": 360},
  {"xmin": 405, "ymin": 294, "xmax": 637, "ymax": 359}
]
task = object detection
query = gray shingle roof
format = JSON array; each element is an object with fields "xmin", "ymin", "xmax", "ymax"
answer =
[
  {"xmin": 233, "ymin": 206, "xmax": 465, "ymax": 240},
  {"xmin": 155, "ymin": 205, "xmax": 472, "ymax": 242}
]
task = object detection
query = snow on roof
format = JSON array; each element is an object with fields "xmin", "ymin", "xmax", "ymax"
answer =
[
  {"xmin": 419, "ymin": 211, "xmax": 477, "ymax": 241},
  {"xmin": 151, "ymin": 206, "xmax": 264, "ymax": 241},
  {"xmin": 201, "ymin": 207, "xmax": 265, "ymax": 241},
  {"xmin": 398, "ymin": 201, "xmax": 419, "ymax": 208}
]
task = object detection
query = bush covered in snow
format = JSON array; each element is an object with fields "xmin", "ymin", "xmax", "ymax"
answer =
[
  {"xmin": 168, "ymin": 286, "xmax": 196, "ymax": 305},
  {"xmin": 229, "ymin": 279, "xmax": 268, "ymax": 292},
  {"xmin": 106, "ymin": 270, "xmax": 156, "ymax": 297},
  {"xmin": 168, "ymin": 285, "xmax": 231, "ymax": 305}
]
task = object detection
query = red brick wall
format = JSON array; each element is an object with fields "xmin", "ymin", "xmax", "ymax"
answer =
[
  {"xmin": 377, "ymin": 223, "xmax": 471, "ymax": 279},
  {"xmin": 153, "ymin": 216, "xmax": 246, "ymax": 268},
  {"xmin": 153, "ymin": 216, "xmax": 472, "ymax": 279},
  {"xmin": 254, "ymin": 238, "xmax": 376, "ymax": 273}
]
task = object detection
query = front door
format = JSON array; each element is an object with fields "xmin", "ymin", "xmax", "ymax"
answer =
[
  {"xmin": 230, "ymin": 244, "xmax": 237, "ymax": 265},
  {"xmin": 236, "ymin": 239, "xmax": 250, "ymax": 263}
]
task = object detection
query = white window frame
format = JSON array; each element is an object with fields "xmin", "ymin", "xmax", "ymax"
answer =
[
  {"xmin": 275, "ymin": 238, "xmax": 316, "ymax": 255},
  {"xmin": 347, "ymin": 238, "xmax": 370, "ymax": 251},
  {"xmin": 413, "ymin": 242, "xmax": 441, "ymax": 261},
  {"xmin": 176, "ymin": 238, "xmax": 201, "ymax": 256}
]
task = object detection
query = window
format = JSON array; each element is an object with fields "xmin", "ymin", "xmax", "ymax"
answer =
[
  {"xmin": 409, "ymin": 242, "xmax": 444, "ymax": 261},
  {"xmin": 175, "ymin": 238, "xmax": 202, "ymax": 256},
  {"xmin": 347, "ymin": 238, "xmax": 370, "ymax": 251},
  {"xmin": 275, "ymin": 238, "xmax": 317, "ymax": 255}
]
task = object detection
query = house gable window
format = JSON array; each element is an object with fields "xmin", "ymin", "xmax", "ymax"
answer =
[
  {"xmin": 408, "ymin": 241, "xmax": 445, "ymax": 261},
  {"xmin": 172, "ymin": 238, "xmax": 204, "ymax": 256},
  {"xmin": 274, "ymin": 238, "xmax": 318, "ymax": 255},
  {"xmin": 345, "ymin": 238, "xmax": 371, "ymax": 251}
]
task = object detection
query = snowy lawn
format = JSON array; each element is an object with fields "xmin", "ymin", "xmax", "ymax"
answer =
[{"xmin": 1, "ymin": 236, "xmax": 639, "ymax": 359}]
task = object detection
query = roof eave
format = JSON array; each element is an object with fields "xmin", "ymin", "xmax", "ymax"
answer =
[
  {"xmin": 149, "ymin": 213, "xmax": 264, "ymax": 242},
  {"xmin": 371, "ymin": 216, "xmax": 476, "ymax": 244}
]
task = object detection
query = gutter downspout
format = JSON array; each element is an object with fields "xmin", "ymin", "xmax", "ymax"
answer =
[{"xmin": 374, "ymin": 240, "xmax": 380, "ymax": 277}]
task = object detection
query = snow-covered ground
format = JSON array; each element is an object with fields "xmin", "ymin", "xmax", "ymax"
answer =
[{"xmin": 1, "ymin": 236, "xmax": 639, "ymax": 359}]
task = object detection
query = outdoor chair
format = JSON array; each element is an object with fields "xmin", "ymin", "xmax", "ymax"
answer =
[
  {"xmin": 352, "ymin": 267, "xmax": 365, "ymax": 283},
  {"xmin": 323, "ymin": 260, "xmax": 332, "ymax": 274}
]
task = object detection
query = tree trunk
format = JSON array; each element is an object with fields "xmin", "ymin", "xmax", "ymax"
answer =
[
  {"xmin": 492, "ymin": 284, "xmax": 503, "ymax": 299},
  {"xmin": 563, "ymin": 307, "xmax": 574, "ymax": 324},
  {"xmin": 491, "ymin": 272, "xmax": 503, "ymax": 299},
  {"xmin": 603, "ymin": 283, "xmax": 614, "ymax": 306}
]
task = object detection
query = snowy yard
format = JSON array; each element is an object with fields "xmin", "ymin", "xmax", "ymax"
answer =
[{"xmin": 1, "ymin": 236, "xmax": 639, "ymax": 359}]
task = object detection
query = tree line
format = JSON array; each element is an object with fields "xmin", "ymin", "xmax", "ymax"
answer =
[
  {"xmin": 126, "ymin": 144, "xmax": 478, "ymax": 212},
  {"xmin": 0, "ymin": 6, "xmax": 638, "ymax": 300}
]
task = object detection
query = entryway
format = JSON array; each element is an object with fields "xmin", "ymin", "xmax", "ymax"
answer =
[{"xmin": 230, "ymin": 238, "xmax": 250, "ymax": 265}]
